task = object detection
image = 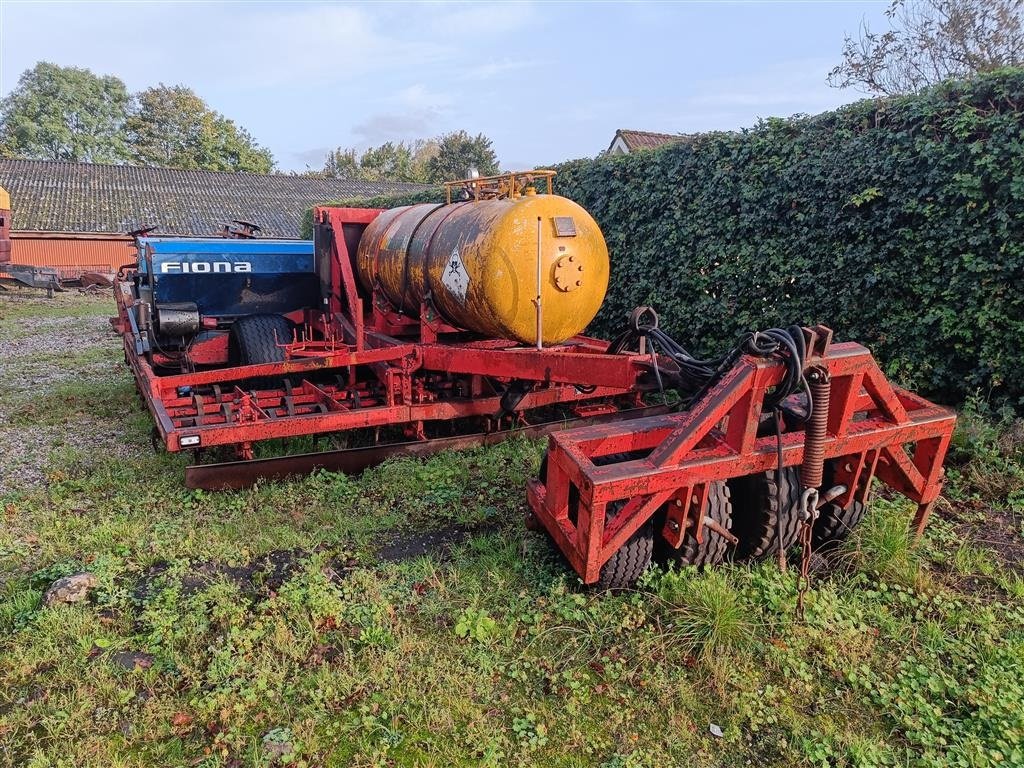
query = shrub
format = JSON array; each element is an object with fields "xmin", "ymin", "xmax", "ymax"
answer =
[{"xmin": 552, "ymin": 70, "xmax": 1024, "ymax": 407}]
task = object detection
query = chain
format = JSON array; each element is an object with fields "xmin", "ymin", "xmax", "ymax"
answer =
[{"xmin": 796, "ymin": 487, "xmax": 819, "ymax": 621}]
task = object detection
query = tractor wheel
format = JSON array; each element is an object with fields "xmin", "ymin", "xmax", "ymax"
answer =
[
  {"xmin": 728, "ymin": 467, "xmax": 802, "ymax": 561},
  {"xmin": 538, "ymin": 451, "xmax": 654, "ymax": 591},
  {"xmin": 657, "ymin": 482, "xmax": 733, "ymax": 567},
  {"xmin": 812, "ymin": 461, "xmax": 867, "ymax": 551},
  {"xmin": 228, "ymin": 314, "xmax": 292, "ymax": 388},
  {"xmin": 596, "ymin": 500, "xmax": 654, "ymax": 592}
]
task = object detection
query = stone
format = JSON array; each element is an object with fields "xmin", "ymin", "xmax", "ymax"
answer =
[
  {"xmin": 43, "ymin": 572, "xmax": 97, "ymax": 606},
  {"xmin": 108, "ymin": 650, "xmax": 155, "ymax": 671}
]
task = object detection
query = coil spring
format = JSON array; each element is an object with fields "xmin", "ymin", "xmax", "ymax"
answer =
[{"xmin": 801, "ymin": 366, "xmax": 831, "ymax": 490}]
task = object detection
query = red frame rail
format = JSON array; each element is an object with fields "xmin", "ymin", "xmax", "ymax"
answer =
[{"xmin": 527, "ymin": 340, "xmax": 956, "ymax": 584}]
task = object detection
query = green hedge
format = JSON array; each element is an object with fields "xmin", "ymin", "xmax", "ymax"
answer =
[
  {"xmin": 299, "ymin": 188, "xmax": 444, "ymax": 238},
  {"xmin": 303, "ymin": 70, "xmax": 1024, "ymax": 405},
  {"xmin": 552, "ymin": 70, "xmax": 1024, "ymax": 407}
]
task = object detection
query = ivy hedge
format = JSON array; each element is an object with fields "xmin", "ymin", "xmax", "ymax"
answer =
[
  {"xmin": 305, "ymin": 70, "xmax": 1024, "ymax": 406},
  {"xmin": 299, "ymin": 188, "xmax": 444, "ymax": 239}
]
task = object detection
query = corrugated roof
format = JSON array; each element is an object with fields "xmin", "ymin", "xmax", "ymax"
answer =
[
  {"xmin": 0, "ymin": 159, "xmax": 432, "ymax": 238},
  {"xmin": 609, "ymin": 129, "xmax": 684, "ymax": 152}
]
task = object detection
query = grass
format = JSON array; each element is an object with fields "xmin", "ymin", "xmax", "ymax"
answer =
[{"xmin": 1, "ymin": 294, "xmax": 1023, "ymax": 766}]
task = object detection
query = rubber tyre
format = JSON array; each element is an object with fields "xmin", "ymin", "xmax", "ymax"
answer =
[
  {"xmin": 657, "ymin": 482, "xmax": 733, "ymax": 567},
  {"xmin": 538, "ymin": 451, "xmax": 655, "ymax": 591},
  {"xmin": 811, "ymin": 459, "xmax": 868, "ymax": 551},
  {"xmin": 228, "ymin": 314, "xmax": 292, "ymax": 388},
  {"xmin": 596, "ymin": 501, "xmax": 654, "ymax": 592},
  {"xmin": 811, "ymin": 500, "xmax": 865, "ymax": 551},
  {"xmin": 728, "ymin": 467, "xmax": 802, "ymax": 561},
  {"xmin": 229, "ymin": 314, "xmax": 291, "ymax": 366}
]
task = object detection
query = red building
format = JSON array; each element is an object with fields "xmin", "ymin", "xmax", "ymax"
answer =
[{"xmin": 0, "ymin": 159, "xmax": 429, "ymax": 279}]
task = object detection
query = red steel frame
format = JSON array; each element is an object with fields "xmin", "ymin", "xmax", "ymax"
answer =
[
  {"xmin": 113, "ymin": 207, "xmax": 652, "ymax": 458},
  {"xmin": 527, "ymin": 336, "xmax": 956, "ymax": 584}
]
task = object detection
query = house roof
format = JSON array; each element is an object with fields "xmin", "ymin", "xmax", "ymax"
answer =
[
  {"xmin": 0, "ymin": 159, "xmax": 432, "ymax": 238},
  {"xmin": 608, "ymin": 129, "xmax": 684, "ymax": 153}
]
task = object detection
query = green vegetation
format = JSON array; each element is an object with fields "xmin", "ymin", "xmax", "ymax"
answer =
[
  {"xmin": 299, "ymin": 188, "xmax": 444, "ymax": 239},
  {"xmin": 1, "ymin": 295, "xmax": 1022, "ymax": 766},
  {"xmin": 552, "ymin": 69, "xmax": 1024, "ymax": 408},
  {"xmin": 0, "ymin": 62, "xmax": 274, "ymax": 172},
  {"xmin": 311, "ymin": 131, "xmax": 500, "ymax": 184}
]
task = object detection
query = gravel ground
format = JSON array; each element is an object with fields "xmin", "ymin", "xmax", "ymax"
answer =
[{"xmin": 0, "ymin": 293, "xmax": 145, "ymax": 496}]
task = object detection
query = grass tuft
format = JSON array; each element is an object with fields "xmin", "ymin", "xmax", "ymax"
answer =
[
  {"xmin": 655, "ymin": 568, "xmax": 755, "ymax": 663},
  {"xmin": 841, "ymin": 499, "xmax": 924, "ymax": 588}
]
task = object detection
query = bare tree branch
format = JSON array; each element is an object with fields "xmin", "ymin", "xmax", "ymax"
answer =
[{"xmin": 828, "ymin": 0, "xmax": 1024, "ymax": 96}]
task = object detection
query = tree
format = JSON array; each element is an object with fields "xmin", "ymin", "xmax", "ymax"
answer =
[
  {"xmin": 313, "ymin": 139, "xmax": 438, "ymax": 182},
  {"xmin": 320, "ymin": 148, "xmax": 361, "ymax": 179},
  {"xmin": 125, "ymin": 85, "xmax": 274, "ymax": 173},
  {"xmin": 0, "ymin": 61, "xmax": 130, "ymax": 162},
  {"xmin": 426, "ymin": 131, "xmax": 499, "ymax": 183},
  {"xmin": 829, "ymin": 0, "xmax": 1024, "ymax": 96}
]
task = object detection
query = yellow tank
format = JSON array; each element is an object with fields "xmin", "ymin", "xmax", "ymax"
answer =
[{"xmin": 356, "ymin": 188, "xmax": 609, "ymax": 345}]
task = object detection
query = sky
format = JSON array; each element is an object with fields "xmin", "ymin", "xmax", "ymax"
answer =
[{"xmin": 0, "ymin": 0, "xmax": 891, "ymax": 173}]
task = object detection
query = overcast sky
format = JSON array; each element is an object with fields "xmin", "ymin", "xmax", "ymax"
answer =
[{"xmin": 0, "ymin": 1, "xmax": 889, "ymax": 172}]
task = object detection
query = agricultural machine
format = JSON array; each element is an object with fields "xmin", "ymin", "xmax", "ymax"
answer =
[
  {"xmin": 0, "ymin": 187, "xmax": 64, "ymax": 294},
  {"xmin": 111, "ymin": 170, "xmax": 955, "ymax": 588}
]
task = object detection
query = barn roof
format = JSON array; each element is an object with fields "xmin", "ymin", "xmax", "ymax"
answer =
[
  {"xmin": 0, "ymin": 158, "xmax": 432, "ymax": 238},
  {"xmin": 607, "ymin": 129, "xmax": 684, "ymax": 153}
]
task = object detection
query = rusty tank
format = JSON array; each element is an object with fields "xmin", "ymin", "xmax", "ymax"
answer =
[{"xmin": 355, "ymin": 172, "xmax": 609, "ymax": 345}]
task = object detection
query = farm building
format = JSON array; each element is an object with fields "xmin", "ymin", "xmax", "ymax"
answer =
[
  {"xmin": 0, "ymin": 159, "xmax": 429, "ymax": 278},
  {"xmin": 605, "ymin": 129, "xmax": 684, "ymax": 155}
]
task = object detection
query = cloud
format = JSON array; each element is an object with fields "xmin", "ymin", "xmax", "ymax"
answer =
[
  {"xmin": 349, "ymin": 83, "xmax": 456, "ymax": 145},
  {"xmin": 425, "ymin": 1, "xmax": 535, "ymax": 37},
  {"xmin": 459, "ymin": 59, "xmax": 537, "ymax": 81},
  {"xmin": 351, "ymin": 111, "xmax": 438, "ymax": 145},
  {"xmin": 395, "ymin": 84, "xmax": 453, "ymax": 111},
  {"xmin": 207, "ymin": 5, "xmax": 447, "ymax": 90},
  {"xmin": 292, "ymin": 146, "xmax": 332, "ymax": 170},
  {"xmin": 677, "ymin": 58, "xmax": 850, "ymax": 123},
  {"xmin": 0, "ymin": 3, "xmax": 450, "ymax": 94}
]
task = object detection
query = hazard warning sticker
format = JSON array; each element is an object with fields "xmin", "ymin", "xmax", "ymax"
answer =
[{"xmin": 442, "ymin": 247, "xmax": 470, "ymax": 303}]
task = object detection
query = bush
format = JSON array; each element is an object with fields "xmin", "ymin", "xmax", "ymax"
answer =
[
  {"xmin": 551, "ymin": 70, "xmax": 1024, "ymax": 407},
  {"xmin": 299, "ymin": 187, "xmax": 444, "ymax": 238}
]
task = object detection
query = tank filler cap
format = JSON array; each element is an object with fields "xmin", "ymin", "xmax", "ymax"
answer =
[{"xmin": 553, "ymin": 254, "xmax": 584, "ymax": 292}]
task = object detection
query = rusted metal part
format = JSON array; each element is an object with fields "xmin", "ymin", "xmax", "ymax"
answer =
[
  {"xmin": 801, "ymin": 365, "xmax": 831, "ymax": 490},
  {"xmin": 527, "ymin": 340, "xmax": 956, "ymax": 584},
  {"xmin": 79, "ymin": 271, "xmax": 115, "ymax": 288},
  {"xmin": 702, "ymin": 515, "xmax": 739, "ymax": 545},
  {"xmin": 443, "ymin": 170, "xmax": 555, "ymax": 203},
  {"xmin": 1, "ymin": 263, "xmax": 62, "ymax": 291},
  {"xmin": 185, "ymin": 405, "xmax": 670, "ymax": 490},
  {"xmin": 220, "ymin": 220, "xmax": 261, "ymax": 239},
  {"xmin": 796, "ymin": 364, "xmax": 832, "ymax": 613}
]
